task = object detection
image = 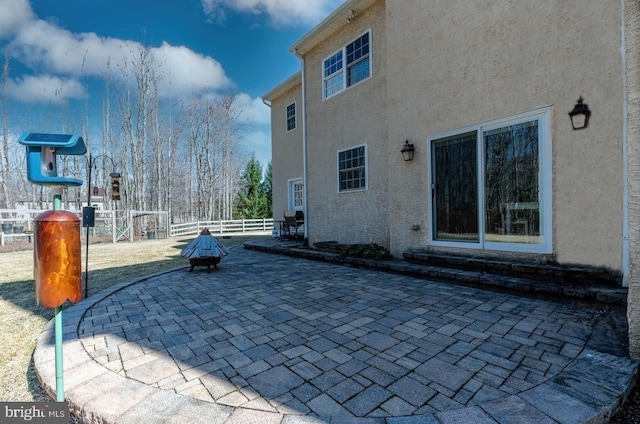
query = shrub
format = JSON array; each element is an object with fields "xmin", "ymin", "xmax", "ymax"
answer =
[{"xmin": 340, "ymin": 243, "xmax": 393, "ymax": 260}]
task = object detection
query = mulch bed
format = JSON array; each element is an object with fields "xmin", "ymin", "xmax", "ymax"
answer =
[{"xmin": 610, "ymin": 382, "xmax": 640, "ymax": 423}]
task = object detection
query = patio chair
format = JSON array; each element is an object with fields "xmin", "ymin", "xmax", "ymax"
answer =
[{"xmin": 283, "ymin": 210, "xmax": 304, "ymax": 240}]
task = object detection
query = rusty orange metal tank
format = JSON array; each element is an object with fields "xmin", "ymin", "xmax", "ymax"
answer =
[{"xmin": 34, "ymin": 210, "xmax": 82, "ymax": 308}]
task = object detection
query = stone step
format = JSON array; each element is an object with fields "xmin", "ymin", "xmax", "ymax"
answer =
[
  {"xmin": 403, "ymin": 250, "xmax": 622, "ymax": 288},
  {"xmin": 401, "ymin": 251, "xmax": 626, "ymax": 308},
  {"xmin": 244, "ymin": 241, "xmax": 628, "ymax": 308}
]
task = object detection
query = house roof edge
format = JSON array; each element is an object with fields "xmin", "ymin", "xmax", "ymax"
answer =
[
  {"xmin": 289, "ymin": 0, "xmax": 378, "ymax": 56},
  {"xmin": 262, "ymin": 71, "xmax": 302, "ymax": 101}
]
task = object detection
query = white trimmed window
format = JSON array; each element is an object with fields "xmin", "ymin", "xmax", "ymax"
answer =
[
  {"xmin": 293, "ymin": 180, "xmax": 303, "ymax": 209},
  {"xmin": 338, "ymin": 145, "xmax": 367, "ymax": 192},
  {"xmin": 428, "ymin": 108, "xmax": 552, "ymax": 253},
  {"xmin": 323, "ymin": 31, "xmax": 371, "ymax": 99},
  {"xmin": 286, "ymin": 102, "xmax": 296, "ymax": 132},
  {"xmin": 288, "ymin": 178, "xmax": 304, "ymax": 210}
]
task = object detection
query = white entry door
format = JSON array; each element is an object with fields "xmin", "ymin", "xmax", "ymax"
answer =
[{"xmin": 288, "ymin": 178, "xmax": 304, "ymax": 211}]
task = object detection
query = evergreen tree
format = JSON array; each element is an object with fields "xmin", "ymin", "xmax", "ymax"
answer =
[
  {"xmin": 235, "ymin": 156, "xmax": 269, "ymax": 218},
  {"xmin": 261, "ymin": 161, "xmax": 273, "ymax": 218}
]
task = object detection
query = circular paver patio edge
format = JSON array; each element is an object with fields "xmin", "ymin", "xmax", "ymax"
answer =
[{"xmin": 33, "ymin": 249, "xmax": 640, "ymax": 423}]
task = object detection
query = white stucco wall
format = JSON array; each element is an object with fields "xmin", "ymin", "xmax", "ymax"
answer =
[
  {"xmin": 268, "ymin": 84, "xmax": 304, "ymax": 225},
  {"xmin": 303, "ymin": 1, "xmax": 390, "ymax": 247},
  {"xmin": 271, "ymin": 0, "xmax": 635, "ymax": 357},
  {"xmin": 386, "ymin": 0, "xmax": 624, "ymax": 268}
]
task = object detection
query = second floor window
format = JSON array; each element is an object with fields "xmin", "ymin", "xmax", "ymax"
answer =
[
  {"xmin": 324, "ymin": 32, "xmax": 371, "ymax": 99},
  {"xmin": 286, "ymin": 103, "xmax": 296, "ymax": 132}
]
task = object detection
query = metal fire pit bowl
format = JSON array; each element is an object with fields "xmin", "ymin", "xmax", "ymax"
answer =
[{"xmin": 188, "ymin": 256, "xmax": 221, "ymax": 273}]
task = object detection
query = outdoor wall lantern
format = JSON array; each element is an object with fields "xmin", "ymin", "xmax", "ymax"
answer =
[
  {"xmin": 569, "ymin": 96, "xmax": 591, "ymax": 130},
  {"xmin": 401, "ymin": 140, "xmax": 415, "ymax": 161}
]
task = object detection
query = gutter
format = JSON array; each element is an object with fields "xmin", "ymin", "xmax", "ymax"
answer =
[
  {"xmin": 621, "ymin": 0, "xmax": 629, "ymax": 287},
  {"xmin": 289, "ymin": 0, "xmax": 377, "ymax": 55},
  {"xmin": 293, "ymin": 48, "xmax": 309, "ymax": 243}
]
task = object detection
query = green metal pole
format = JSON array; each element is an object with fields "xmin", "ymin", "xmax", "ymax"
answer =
[
  {"xmin": 53, "ymin": 191, "xmax": 64, "ymax": 402},
  {"xmin": 54, "ymin": 306, "xmax": 63, "ymax": 401},
  {"xmin": 85, "ymin": 155, "xmax": 92, "ymax": 299},
  {"xmin": 53, "ymin": 193, "xmax": 62, "ymax": 212}
]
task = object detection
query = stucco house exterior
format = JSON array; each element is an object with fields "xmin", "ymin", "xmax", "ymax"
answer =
[
  {"xmin": 263, "ymin": 0, "xmax": 640, "ymax": 358},
  {"xmin": 263, "ymin": 71, "xmax": 304, "ymax": 225}
]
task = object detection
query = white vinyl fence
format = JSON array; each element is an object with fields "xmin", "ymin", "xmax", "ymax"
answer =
[
  {"xmin": 169, "ymin": 218, "xmax": 274, "ymax": 237},
  {"xmin": 0, "ymin": 209, "xmax": 272, "ymax": 245}
]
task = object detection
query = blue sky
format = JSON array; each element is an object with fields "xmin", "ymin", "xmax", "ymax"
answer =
[{"xmin": 0, "ymin": 0, "xmax": 345, "ymax": 168}]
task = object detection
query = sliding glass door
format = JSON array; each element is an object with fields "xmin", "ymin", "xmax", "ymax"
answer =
[
  {"xmin": 484, "ymin": 121, "xmax": 540, "ymax": 244},
  {"xmin": 432, "ymin": 131, "xmax": 478, "ymax": 242},
  {"xmin": 429, "ymin": 109, "xmax": 551, "ymax": 253}
]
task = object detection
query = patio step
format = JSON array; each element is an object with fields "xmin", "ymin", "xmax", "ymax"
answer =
[
  {"xmin": 403, "ymin": 250, "xmax": 626, "ymax": 308},
  {"xmin": 243, "ymin": 241, "xmax": 627, "ymax": 308},
  {"xmin": 403, "ymin": 251, "xmax": 622, "ymax": 286}
]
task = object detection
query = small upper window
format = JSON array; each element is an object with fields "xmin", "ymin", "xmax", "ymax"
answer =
[
  {"xmin": 338, "ymin": 145, "xmax": 367, "ymax": 192},
  {"xmin": 286, "ymin": 103, "xmax": 296, "ymax": 132},
  {"xmin": 323, "ymin": 32, "xmax": 371, "ymax": 99}
]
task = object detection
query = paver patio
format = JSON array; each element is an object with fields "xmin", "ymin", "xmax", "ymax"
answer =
[{"xmin": 34, "ymin": 243, "xmax": 638, "ymax": 423}]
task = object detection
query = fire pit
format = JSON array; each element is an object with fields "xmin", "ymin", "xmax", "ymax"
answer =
[
  {"xmin": 180, "ymin": 228, "xmax": 230, "ymax": 273},
  {"xmin": 188, "ymin": 256, "xmax": 221, "ymax": 272}
]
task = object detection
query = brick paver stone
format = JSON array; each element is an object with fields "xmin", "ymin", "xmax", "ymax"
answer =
[
  {"xmin": 246, "ymin": 366, "xmax": 304, "ymax": 399},
  {"xmin": 61, "ymin": 246, "xmax": 635, "ymax": 422},
  {"xmin": 415, "ymin": 358, "xmax": 474, "ymax": 392}
]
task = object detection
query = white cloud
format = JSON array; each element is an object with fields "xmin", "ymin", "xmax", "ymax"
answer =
[
  {"xmin": 234, "ymin": 93, "xmax": 271, "ymax": 125},
  {"xmin": 0, "ymin": 0, "xmax": 34, "ymax": 39},
  {"xmin": 10, "ymin": 19, "xmax": 126, "ymax": 77},
  {"xmin": 2, "ymin": 0, "xmax": 274, "ymax": 146},
  {"xmin": 5, "ymin": 0, "xmax": 233, "ymax": 101},
  {"xmin": 6, "ymin": 75, "xmax": 87, "ymax": 104},
  {"xmin": 201, "ymin": 0, "xmax": 344, "ymax": 26},
  {"xmin": 151, "ymin": 42, "xmax": 233, "ymax": 95}
]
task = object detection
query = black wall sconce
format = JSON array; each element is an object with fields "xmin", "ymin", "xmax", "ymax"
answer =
[
  {"xmin": 569, "ymin": 96, "xmax": 591, "ymax": 130},
  {"xmin": 401, "ymin": 140, "xmax": 415, "ymax": 161}
]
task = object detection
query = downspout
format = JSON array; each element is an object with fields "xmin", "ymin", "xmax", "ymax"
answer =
[
  {"xmin": 622, "ymin": 0, "xmax": 629, "ymax": 287},
  {"xmin": 624, "ymin": 0, "xmax": 640, "ymax": 358},
  {"xmin": 262, "ymin": 98, "xmax": 273, "ymax": 225},
  {"xmin": 293, "ymin": 48, "xmax": 309, "ymax": 244}
]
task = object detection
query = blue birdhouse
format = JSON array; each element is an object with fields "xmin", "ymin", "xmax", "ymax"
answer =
[{"xmin": 18, "ymin": 132, "xmax": 86, "ymax": 186}]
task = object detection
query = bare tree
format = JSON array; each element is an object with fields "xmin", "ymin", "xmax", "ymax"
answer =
[
  {"xmin": 0, "ymin": 49, "xmax": 11, "ymax": 208},
  {"xmin": 181, "ymin": 93, "xmax": 245, "ymax": 220},
  {"xmin": 8, "ymin": 43, "xmax": 253, "ymax": 225},
  {"xmin": 113, "ymin": 43, "xmax": 160, "ymax": 212}
]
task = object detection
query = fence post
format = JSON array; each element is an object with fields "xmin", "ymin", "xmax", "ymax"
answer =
[
  {"xmin": 129, "ymin": 210, "xmax": 134, "ymax": 242},
  {"xmin": 111, "ymin": 210, "xmax": 116, "ymax": 244}
]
